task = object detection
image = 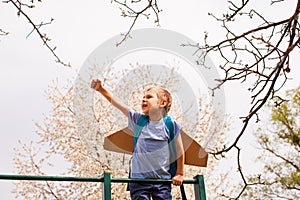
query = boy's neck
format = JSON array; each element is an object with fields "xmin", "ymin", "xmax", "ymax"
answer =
[
  {"xmin": 146, "ymin": 107, "xmax": 168, "ymax": 121},
  {"xmin": 148, "ymin": 109, "xmax": 164, "ymax": 121},
  {"xmin": 149, "ymin": 114, "xmax": 163, "ymax": 122},
  {"xmin": 148, "ymin": 109, "xmax": 165, "ymax": 121}
]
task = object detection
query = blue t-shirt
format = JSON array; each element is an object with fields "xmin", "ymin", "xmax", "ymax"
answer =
[{"xmin": 128, "ymin": 109, "xmax": 181, "ymax": 179}]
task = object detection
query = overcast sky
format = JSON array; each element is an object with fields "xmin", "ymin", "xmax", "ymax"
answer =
[{"xmin": 1, "ymin": 1, "xmax": 299, "ymax": 199}]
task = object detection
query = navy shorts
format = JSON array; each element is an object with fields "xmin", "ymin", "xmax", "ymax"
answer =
[{"xmin": 129, "ymin": 182, "xmax": 172, "ymax": 200}]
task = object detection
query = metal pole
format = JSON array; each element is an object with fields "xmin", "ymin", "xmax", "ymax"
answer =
[
  {"xmin": 194, "ymin": 175, "xmax": 206, "ymax": 200},
  {"xmin": 102, "ymin": 173, "xmax": 112, "ymax": 200}
]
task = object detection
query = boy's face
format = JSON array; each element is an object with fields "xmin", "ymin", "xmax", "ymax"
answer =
[{"xmin": 141, "ymin": 89, "xmax": 165, "ymax": 115}]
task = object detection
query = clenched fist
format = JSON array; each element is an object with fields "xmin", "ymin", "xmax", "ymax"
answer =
[{"xmin": 90, "ymin": 79, "xmax": 103, "ymax": 91}]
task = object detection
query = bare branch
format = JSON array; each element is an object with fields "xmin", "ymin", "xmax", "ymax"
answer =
[
  {"xmin": 5, "ymin": 0, "xmax": 71, "ymax": 67},
  {"xmin": 227, "ymin": 0, "xmax": 251, "ymax": 21},
  {"xmin": 198, "ymin": 0, "xmax": 300, "ymax": 157},
  {"xmin": 112, "ymin": 0, "xmax": 161, "ymax": 46},
  {"xmin": 0, "ymin": 28, "xmax": 9, "ymax": 36}
]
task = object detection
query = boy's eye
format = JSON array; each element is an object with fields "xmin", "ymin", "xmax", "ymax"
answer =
[
  {"xmin": 147, "ymin": 95, "xmax": 154, "ymax": 99},
  {"xmin": 143, "ymin": 93, "xmax": 156, "ymax": 99}
]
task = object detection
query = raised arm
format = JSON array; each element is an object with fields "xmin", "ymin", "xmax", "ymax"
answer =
[{"xmin": 90, "ymin": 79, "xmax": 130, "ymax": 116}]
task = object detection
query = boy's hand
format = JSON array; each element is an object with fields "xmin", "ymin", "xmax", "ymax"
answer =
[
  {"xmin": 172, "ymin": 174, "xmax": 183, "ymax": 186},
  {"xmin": 91, "ymin": 79, "xmax": 102, "ymax": 91}
]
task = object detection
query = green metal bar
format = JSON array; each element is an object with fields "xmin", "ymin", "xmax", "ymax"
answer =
[
  {"xmin": 194, "ymin": 175, "xmax": 206, "ymax": 200},
  {"xmin": 112, "ymin": 177, "xmax": 197, "ymax": 184},
  {"xmin": 0, "ymin": 174, "xmax": 197, "ymax": 184},
  {"xmin": 0, "ymin": 174, "xmax": 104, "ymax": 182},
  {"xmin": 102, "ymin": 173, "xmax": 111, "ymax": 200},
  {"xmin": 0, "ymin": 173, "xmax": 206, "ymax": 200}
]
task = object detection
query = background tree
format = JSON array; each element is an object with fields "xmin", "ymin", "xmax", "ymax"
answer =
[
  {"xmin": 13, "ymin": 64, "xmax": 229, "ymax": 199},
  {"xmin": 241, "ymin": 86, "xmax": 300, "ymax": 199}
]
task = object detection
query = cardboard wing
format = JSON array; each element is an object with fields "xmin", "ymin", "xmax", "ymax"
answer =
[{"xmin": 103, "ymin": 127, "xmax": 208, "ymax": 167}]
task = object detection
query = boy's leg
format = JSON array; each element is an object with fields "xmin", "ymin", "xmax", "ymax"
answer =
[
  {"xmin": 129, "ymin": 183, "xmax": 151, "ymax": 200},
  {"xmin": 151, "ymin": 183, "xmax": 172, "ymax": 200}
]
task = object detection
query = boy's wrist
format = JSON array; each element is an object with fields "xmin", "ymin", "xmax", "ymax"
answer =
[{"xmin": 96, "ymin": 86, "xmax": 104, "ymax": 93}]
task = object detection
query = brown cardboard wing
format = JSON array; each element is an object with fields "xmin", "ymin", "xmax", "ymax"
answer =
[
  {"xmin": 104, "ymin": 128, "xmax": 134, "ymax": 154},
  {"xmin": 104, "ymin": 127, "xmax": 208, "ymax": 167}
]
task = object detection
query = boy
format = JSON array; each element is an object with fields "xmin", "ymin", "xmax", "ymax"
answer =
[{"xmin": 91, "ymin": 79, "xmax": 184, "ymax": 200}]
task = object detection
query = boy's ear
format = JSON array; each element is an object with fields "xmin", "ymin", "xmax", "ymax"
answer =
[{"xmin": 159, "ymin": 99, "xmax": 167, "ymax": 108}]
